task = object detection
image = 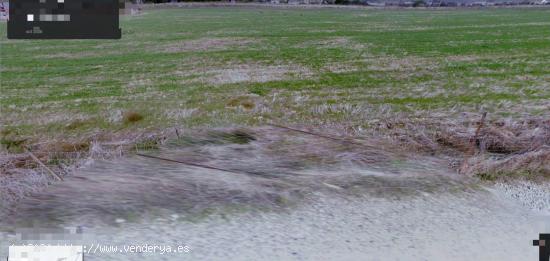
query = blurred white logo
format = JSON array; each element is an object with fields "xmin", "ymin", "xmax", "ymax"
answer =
[{"xmin": 9, "ymin": 245, "xmax": 83, "ymax": 261}]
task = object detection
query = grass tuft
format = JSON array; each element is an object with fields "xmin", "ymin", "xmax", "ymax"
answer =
[{"xmin": 123, "ymin": 111, "xmax": 144, "ymax": 124}]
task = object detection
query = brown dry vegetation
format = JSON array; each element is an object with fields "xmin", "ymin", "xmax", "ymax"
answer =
[
  {"xmin": 2, "ymin": 115, "xmax": 547, "ymax": 177},
  {"xmin": 377, "ymin": 116, "xmax": 550, "ymax": 179},
  {"xmin": 0, "ymin": 113, "xmax": 548, "ymax": 212},
  {"xmin": 123, "ymin": 111, "xmax": 145, "ymax": 123}
]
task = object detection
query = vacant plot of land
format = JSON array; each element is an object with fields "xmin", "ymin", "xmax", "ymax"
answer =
[{"xmin": 0, "ymin": 7, "xmax": 549, "ymax": 154}]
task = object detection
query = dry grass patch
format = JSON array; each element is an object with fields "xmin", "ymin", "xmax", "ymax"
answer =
[
  {"xmin": 126, "ymin": 78, "xmax": 153, "ymax": 91},
  {"xmin": 366, "ymin": 56, "xmax": 436, "ymax": 72},
  {"xmin": 375, "ymin": 115, "xmax": 550, "ymax": 179},
  {"xmin": 35, "ymin": 50, "xmax": 125, "ymax": 59},
  {"xmin": 161, "ymin": 37, "xmax": 260, "ymax": 53},
  {"xmin": 322, "ymin": 62, "xmax": 360, "ymax": 73},
  {"xmin": 298, "ymin": 37, "xmax": 366, "ymax": 50},
  {"xmin": 43, "ymin": 141, "xmax": 91, "ymax": 153},
  {"xmin": 164, "ymin": 108, "xmax": 198, "ymax": 121},
  {"xmin": 1, "ymin": 109, "xmax": 93, "ymax": 127},
  {"xmin": 204, "ymin": 64, "xmax": 313, "ymax": 85},
  {"xmin": 463, "ymin": 146, "xmax": 550, "ymax": 181}
]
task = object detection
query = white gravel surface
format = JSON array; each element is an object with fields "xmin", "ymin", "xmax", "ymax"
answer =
[
  {"xmin": 3, "ymin": 182, "xmax": 545, "ymax": 261},
  {"xmin": 493, "ymin": 181, "xmax": 550, "ymax": 214},
  {"xmin": 1, "ymin": 143, "xmax": 548, "ymax": 260},
  {"xmin": 78, "ymin": 185, "xmax": 547, "ymax": 261}
]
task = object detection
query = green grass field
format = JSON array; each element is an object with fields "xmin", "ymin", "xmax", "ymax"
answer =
[{"xmin": 1, "ymin": 7, "xmax": 549, "ymax": 147}]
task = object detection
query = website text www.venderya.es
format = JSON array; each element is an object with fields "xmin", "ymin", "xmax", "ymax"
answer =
[{"xmin": 84, "ymin": 243, "xmax": 191, "ymax": 255}]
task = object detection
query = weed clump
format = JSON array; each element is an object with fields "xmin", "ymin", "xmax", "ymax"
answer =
[
  {"xmin": 134, "ymin": 138, "xmax": 161, "ymax": 151},
  {"xmin": 220, "ymin": 129, "xmax": 256, "ymax": 144},
  {"xmin": 0, "ymin": 137, "xmax": 27, "ymax": 154},
  {"xmin": 51, "ymin": 142, "xmax": 90, "ymax": 153},
  {"xmin": 227, "ymin": 96, "xmax": 256, "ymax": 110},
  {"xmin": 64, "ymin": 120, "xmax": 89, "ymax": 130},
  {"xmin": 123, "ymin": 111, "xmax": 144, "ymax": 124},
  {"xmin": 0, "ymin": 128, "xmax": 27, "ymax": 153},
  {"xmin": 465, "ymin": 146, "xmax": 550, "ymax": 181}
]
